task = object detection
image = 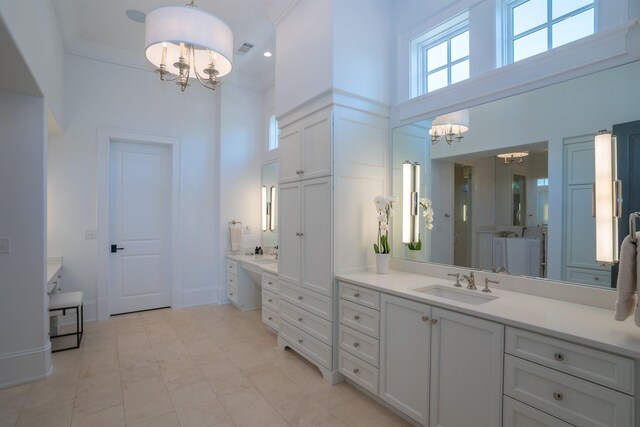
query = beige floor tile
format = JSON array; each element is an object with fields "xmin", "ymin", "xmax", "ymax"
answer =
[
  {"xmin": 0, "ymin": 383, "xmax": 31, "ymax": 427},
  {"xmin": 22, "ymin": 374, "xmax": 77, "ymax": 410},
  {"xmin": 71, "ymin": 403, "xmax": 125, "ymax": 427},
  {"xmin": 222, "ymin": 342, "xmax": 271, "ymax": 371},
  {"xmin": 170, "ymin": 381, "xmax": 230, "ymax": 427},
  {"xmin": 330, "ymin": 397, "xmax": 412, "ymax": 427},
  {"xmin": 245, "ymin": 364, "xmax": 302, "ymax": 403},
  {"xmin": 129, "ymin": 412, "xmax": 181, "ymax": 427},
  {"xmin": 122, "ymin": 376, "xmax": 174, "ymax": 425},
  {"xmin": 201, "ymin": 359, "xmax": 254, "ymax": 396},
  {"xmin": 270, "ymin": 393, "xmax": 346, "ymax": 427},
  {"xmin": 310, "ymin": 381, "xmax": 361, "ymax": 411},
  {"xmin": 158, "ymin": 359, "xmax": 204, "ymax": 390},
  {"xmin": 78, "ymin": 348, "xmax": 119, "ymax": 378},
  {"xmin": 219, "ymin": 386, "xmax": 289, "ymax": 427},
  {"xmin": 73, "ymin": 370, "xmax": 122, "ymax": 416},
  {"xmin": 15, "ymin": 398, "xmax": 74, "ymax": 427}
]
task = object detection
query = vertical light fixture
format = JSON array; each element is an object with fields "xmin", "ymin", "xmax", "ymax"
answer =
[
  {"xmin": 261, "ymin": 186, "xmax": 268, "ymax": 232},
  {"xmin": 402, "ymin": 161, "xmax": 421, "ymax": 244},
  {"xmin": 269, "ymin": 186, "xmax": 276, "ymax": 231},
  {"xmin": 594, "ymin": 130, "xmax": 621, "ymax": 264}
]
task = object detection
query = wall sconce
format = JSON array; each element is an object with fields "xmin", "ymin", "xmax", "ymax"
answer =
[
  {"xmin": 402, "ymin": 161, "xmax": 420, "ymax": 244},
  {"xmin": 262, "ymin": 186, "xmax": 276, "ymax": 232},
  {"xmin": 594, "ymin": 130, "xmax": 620, "ymax": 264}
]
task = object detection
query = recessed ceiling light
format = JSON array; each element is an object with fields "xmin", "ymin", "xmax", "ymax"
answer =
[
  {"xmin": 126, "ymin": 9, "xmax": 146, "ymax": 23},
  {"xmin": 263, "ymin": 51, "xmax": 272, "ymax": 57}
]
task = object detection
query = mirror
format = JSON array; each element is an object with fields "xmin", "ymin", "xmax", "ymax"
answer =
[
  {"xmin": 261, "ymin": 161, "xmax": 278, "ymax": 247},
  {"xmin": 391, "ymin": 59, "xmax": 640, "ymax": 288}
]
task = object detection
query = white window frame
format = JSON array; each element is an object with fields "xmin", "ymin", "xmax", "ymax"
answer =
[
  {"xmin": 267, "ymin": 113, "xmax": 279, "ymax": 152},
  {"xmin": 504, "ymin": 0, "xmax": 596, "ymax": 64},
  {"xmin": 411, "ymin": 11, "xmax": 470, "ymax": 97}
]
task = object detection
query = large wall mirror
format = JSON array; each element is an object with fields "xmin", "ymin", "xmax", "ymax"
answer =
[
  {"xmin": 391, "ymin": 60, "xmax": 640, "ymax": 289},
  {"xmin": 261, "ymin": 161, "xmax": 278, "ymax": 247}
]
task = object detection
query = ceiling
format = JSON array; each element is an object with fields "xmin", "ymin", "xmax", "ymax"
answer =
[{"xmin": 53, "ymin": 0, "xmax": 297, "ymax": 91}]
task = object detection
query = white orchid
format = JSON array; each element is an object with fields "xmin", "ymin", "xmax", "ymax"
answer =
[
  {"xmin": 373, "ymin": 195, "xmax": 395, "ymax": 254},
  {"xmin": 419, "ymin": 197, "xmax": 435, "ymax": 230}
]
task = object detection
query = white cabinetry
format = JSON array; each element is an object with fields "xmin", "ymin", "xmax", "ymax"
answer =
[
  {"xmin": 225, "ymin": 259, "xmax": 260, "ymax": 311},
  {"xmin": 261, "ymin": 272, "xmax": 280, "ymax": 332}
]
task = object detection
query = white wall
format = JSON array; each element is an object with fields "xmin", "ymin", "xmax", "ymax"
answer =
[
  {"xmin": 0, "ymin": 91, "xmax": 50, "ymax": 387},
  {"xmin": 0, "ymin": 0, "xmax": 65, "ymax": 130},
  {"xmin": 218, "ymin": 84, "xmax": 264, "ymax": 300},
  {"xmin": 48, "ymin": 54, "xmax": 223, "ymax": 319}
]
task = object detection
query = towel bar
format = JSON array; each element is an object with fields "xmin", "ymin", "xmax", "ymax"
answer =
[{"xmin": 630, "ymin": 212, "xmax": 640, "ymax": 243}]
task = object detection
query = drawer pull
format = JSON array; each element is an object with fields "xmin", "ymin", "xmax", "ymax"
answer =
[
  {"xmin": 554, "ymin": 352, "xmax": 565, "ymax": 362},
  {"xmin": 421, "ymin": 315, "xmax": 429, "ymax": 322},
  {"xmin": 268, "ymin": 281, "xmax": 273, "ymax": 285},
  {"xmin": 353, "ymin": 342, "xmax": 360, "ymax": 347},
  {"xmin": 229, "ymin": 279, "xmax": 233, "ymax": 282},
  {"xmin": 229, "ymin": 292, "xmax": 234, "ymax": 295},
  {"xmin": 354, "ymin": 315, "xmax": 360, "ymax": 320},
  {"xmin": 298, "ymin": 317, "xmax": 303, "ymax": 322},
  {"xmin": 298, "ymin": 296, "xmax": 303, "ymax": 300},
  {"xmin": 431, "ymin": 319, "xmax": 438, "ymax": 324},
  {"xmin": 268, "ymin": 298, "xmax": 273, "ymax": 303},
  {"xmin": 298, "ymin": 338, "xmax": 303, "ymax": 344},
  {"xmin": 353, "ymin": 368, "xmax": 359, "ymax": 374},
  {"xmin": 354, "ymin": 292, "xmax": 360, "ymax": 298},
  {"xmin": 268, "ymin": 316, "xmax": 273, "ymax": 320},
  {"xmin": 553, "ymin": 392, "xmax": 564, "ymax": 401}
]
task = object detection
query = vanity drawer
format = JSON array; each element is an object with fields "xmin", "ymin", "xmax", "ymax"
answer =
[
  {"xmin": 262, "ymin": 272, "xmax": 279, "ymax": 293},
  {"xmin": 339, "ymin": 281, "xmax": 380, "ymax": 310},
  {"xmin": 262, "ymin": 290, "xmax": 280, "ymax": 312},
  {"xmin": 505, "ymin": 327, "xmax": 634, "ymax": 393},
  {"xmin": 339, "ymin": 349, "xmax": 379, "ymax": 395},
  {"xmin": 226, "ymin": 259, "xmax": 238, "ymax": 275},
  {"xmin": 226, "ymin": 273, "xmax": 238, "ymax": 289},
  {"xmin": 339, "ymin": 324, "xmax": 379, "ymax": 367},
  {"xmin": 262, "ymin": 306, "xmax": 280, "ymax": 331},
  {"xmin": 280, "ymin": 300, "xmax": 332, "ymax": 345},
  {"xmin": 339, "ymin": 299, "xmax": 379, "ymax": 339},
  {"xmin": 565, "ymin": 267, "xmax": 611, "ymax": 288},
  {"xmin": 280, "ymin": 320, "xmax": 332, "ymax": 370},
  {"xmin": 280, "ymin": 281, "xmax": 332, "ymax": 321},
  {"xmin": 503, "ymin": 396, "xmax": 573, "ymax": 427},
  {"xmin": 226, "ymin": 284, "xmax": 238, "ymax": 304},
  {"xmin": 504, "ymin": 355, "xmax": 633, "ymax": 427}
]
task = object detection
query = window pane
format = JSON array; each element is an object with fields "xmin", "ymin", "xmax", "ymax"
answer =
[
  {"xmin": 427, "ymin": 69, "xmax": 448, "ymax": 93},
  {"xmin": 450, "ymin": 31, "xmax": 469, "ymax": 62},
  {"xmin": 427, "ymin": 41, "xmax": 447, "ymax": 72},
  {"xmin": 513, "ymin": 27, "xmax": 547, "ymax": 61},
  {"xmin": 513, "ymin": 0, "xmax": 547, "ymax": 36},
  {"xmin": 552, "ymin": 0, "xmax": 593, "ymax": 19},
  {"xmin": 552, "ymin": 9, "xmax": 594, "ymax": 48},
  {"xmin": 451, "ymin": 59, "xmax": 469, "ymax": 84}
]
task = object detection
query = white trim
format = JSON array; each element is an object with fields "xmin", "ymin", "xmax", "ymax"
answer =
[
  {"xmin": 0, "ymin": 343, "xmax": 52, "ymax": 388},
  {"xmin": 96, "ymin": 127, "xmax": 183, "ymax": 320},
  {"xmin": 182, "ymin": 287, "xmax": 217, "ymax": 307}
]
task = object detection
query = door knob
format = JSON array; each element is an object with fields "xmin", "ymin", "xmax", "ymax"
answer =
[{"xmin": 110, "ymin": 244, "xmax": 124, "ymax": 253}]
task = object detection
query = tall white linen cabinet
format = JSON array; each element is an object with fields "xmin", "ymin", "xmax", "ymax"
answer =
[{"xmin": 276, "ymin": 95, "xmax": 389, "ymax": 383}]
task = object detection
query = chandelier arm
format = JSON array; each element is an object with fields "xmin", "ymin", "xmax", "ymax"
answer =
[{"xmin": 191, "ymin": 49, "xmax": 219, "ymax": 90}]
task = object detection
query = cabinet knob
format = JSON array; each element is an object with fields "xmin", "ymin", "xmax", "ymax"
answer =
[
  {"xmin": 353, "ymin": 342, "xmax": 360, "ymax": 347},
  {"xmin": 554, "ymin": 352, "xmax": 565, "ymax": 362},
  {"xmin": 299, "ymin": 233, "xmax": 304, "ymax": 237},
  {"xmin": 268, "ymin": 316, "xmax": 273, "ymax": 320},
  {"xmin": 298, "ymin": 338, "xmax": 303, "ymax": 344},
  {"xmin": 268, "ymin": 281, "xmax": 273, "ymax": 285},
  {"xmin": 298, "ymin": 296, "xmax": 303, "ymax": 300},
  {"xmin": 421, "ymin": 315, "xmax": 429, "ymax": 322},
  {"xmin": 268, "ymin": 299, "xmax": 273, "ymax": 303},
  {"xmin": 354, "ymin": 293, "xmax": 360, "ymax": 298},
  {"xmin": 594, "ymin": 276, "xmax": 599, "ymax": 281},
  {"xmin": 229, "ymin": 292, "xmax": 233, "ymax": 295},
  {"xmin": 299, "ymin": 170, "xmax": 304, "ymax": 175},
  {"xmin": 353, "ymin": 368, "xmax": 359, "ymax": 374},
  {"xmin": 354, "ymin": 315, "xmax": 360, "ymax": 320},
  {"xmin": 553, "ymin": 392, "xmax": 564, "ymax": 401},
  {"xmin": 431, "ymin": 319, "xmax": 438, "ymax": 325},
  {"xmin": 298, "ymin": 317, "xmax": 303, "ymax": 322}
]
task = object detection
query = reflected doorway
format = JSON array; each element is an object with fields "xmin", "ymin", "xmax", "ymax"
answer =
[{"xmin": 454, "ymin": 164, "xmax": 472, "ymax": 267}]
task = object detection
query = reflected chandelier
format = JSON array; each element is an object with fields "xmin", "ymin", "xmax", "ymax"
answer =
[
  {"xmin": 429, "ymin": 110, "xmax": 469, "ymax": 145},
  {"xmin": 497, "ymin": 151, "xmax": 529, "ymax": 166},
  {"xmin": 144, "ymin": 0, "xmax": 233, "ymax": 92}
]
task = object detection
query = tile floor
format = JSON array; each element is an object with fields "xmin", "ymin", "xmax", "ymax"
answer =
[{"xmin": 1, "ymin": 304, "xmax": 412, "ymax": 427}]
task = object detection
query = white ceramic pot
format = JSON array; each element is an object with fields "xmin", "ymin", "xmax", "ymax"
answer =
[{"xmin": 376, "ymin": 253, "xmax": 390, "ymax": 274}]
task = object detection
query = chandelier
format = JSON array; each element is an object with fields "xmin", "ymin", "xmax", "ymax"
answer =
[
  {"xmin": 144, "ymin": 1, "xmax": 233, "ymax": 92},
  {"xmin": 429, "ymin": 110, "xmax": 469, "ymax": 145},
  {"xmin": 497, "ymin": 151, "xmax": 529, "ymax": 166}
]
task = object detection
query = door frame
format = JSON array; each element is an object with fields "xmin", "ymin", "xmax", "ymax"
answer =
[{"xmin": 96, "ymin": 127, "xmax": 182, "ymax": 320}]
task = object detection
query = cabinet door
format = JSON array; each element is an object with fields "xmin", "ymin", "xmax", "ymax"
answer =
[
  {"xmin": 279, "ymin": 125, "xmax": 301, "ymax": 183},
  {"xmin": 429, "ymin": 308, "xmax": 504, "ymax": 427},
  {"xmin": 301, "ymin": 177, "xmax": 333, "ymax": 296},
  {"xmin": 300, "ymin": 111, "xmax": 332, "ymax": 180},
  {"xmin": 278, "ymin": 182, "xmax": 301, "ymax": 284},
  {"xmin": 379, "ymin": 294, "xmax": 431, "ymax": 425}
]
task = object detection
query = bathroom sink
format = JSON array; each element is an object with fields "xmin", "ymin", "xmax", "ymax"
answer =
[
  {"xmin": 413, "ymin": 285, "xmax": 498, "ymax": 305},
  {"xmin": 252, "ymin": 258, "xmax": 277, "ymax": 264}
]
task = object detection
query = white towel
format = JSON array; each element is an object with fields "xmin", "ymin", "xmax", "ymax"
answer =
[
  {"xmin": 614, "ymin": 233, "xmax": 638, "ymax": 321},
  {"xmin": 230, "ymin": 226, "xmax": 242, "ymax": 252}
]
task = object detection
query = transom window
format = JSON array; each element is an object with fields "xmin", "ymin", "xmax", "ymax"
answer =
[
  {"xmin": 507, "ymin": 0, "xmax": 595, "ymax": 63},
  {"xmin": 412, "ymin": 12, "xmax": 470, "ymax": 96},
  {"xmin": 268, "ymin": 114, "xmax": 279, "ymax": 151}
]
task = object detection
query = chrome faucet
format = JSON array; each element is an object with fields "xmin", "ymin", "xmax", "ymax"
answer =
[
  {"xmin": 462, "ymin": 272, "xmax": 476, "ymax": 290},
  {"xmin": 447, "ymin": 272, "xmax": 462, "ymax": 287},
  {"xmin": 483, "ymin": 278, "xmax": 499, "ymax": 293}
]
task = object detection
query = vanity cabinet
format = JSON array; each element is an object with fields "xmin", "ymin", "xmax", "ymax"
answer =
[
  {"xmin": 504, "ymin": 327, "xmax": 634, "ymax": 427},
  {"xmin": 225, "ymin": 258, "xmax": 261, "ymax": 311},
  {"xmin": 261, "ymin": 272, "xmax": 280, "ymax": 332},
  {"xmin": 278, "ymin": 110, "xmax": 332, "ymax": 184}
]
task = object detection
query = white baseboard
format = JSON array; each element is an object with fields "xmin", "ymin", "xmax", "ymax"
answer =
[
  {"xmin": 182, "ymin": 287, "xmax": 217, "ymax": 308},
  {"xmin": 0, "ymin": 343, "xmax": 52, "ymax": 388}
]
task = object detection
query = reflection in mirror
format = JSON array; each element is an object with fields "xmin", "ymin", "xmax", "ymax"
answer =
[
  {"xmin": 261, "ymin": 161, "xmax": 278, "ymax": 247},
  {"xmin": 391, "ymin": 59, "xmax": 640, "ymax": 289}
]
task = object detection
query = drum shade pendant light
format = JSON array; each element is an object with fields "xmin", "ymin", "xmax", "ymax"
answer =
[{"xmin": 145, "ymin": 0, "xmax": 233, "ymax": 92}]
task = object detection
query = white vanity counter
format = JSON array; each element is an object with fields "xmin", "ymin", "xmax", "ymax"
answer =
[
  {"xmin": 225, "ymin": 253, "xmax": 278, "ymax": 274},
  {"xmin": 336, "ymin": 269, "xmax": 640, "ymax": 359}
]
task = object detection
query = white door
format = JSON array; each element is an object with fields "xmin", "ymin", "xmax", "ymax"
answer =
[
  {"xmin": 109, "ymin": 141, "xmax": 172, "ymax": 314},
  {"xmin": 301, "ymin": 177, "xmax": 332, "ymax": 296}
]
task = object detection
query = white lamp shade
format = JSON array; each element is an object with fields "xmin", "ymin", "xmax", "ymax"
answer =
[
  {"xmin": 594, "ymin": 132, "xmax": 619, "ymax": 264},
  {"xmin": 145, "ymin": 6, "xmax": 233, "ymax": 77}
]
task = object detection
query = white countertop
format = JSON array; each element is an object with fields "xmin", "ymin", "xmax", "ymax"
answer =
[
  {"xmin": 337, "ymin": 269, "xmax": 640, "ymax": 359},
  {"xmin": 47, "ymin": 256, "xmax": 63, "ymax": 294},
  {"xmin": 226, "ymin": 253, "xmax": 278, "ymax": 274}
]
